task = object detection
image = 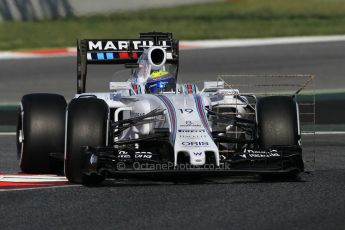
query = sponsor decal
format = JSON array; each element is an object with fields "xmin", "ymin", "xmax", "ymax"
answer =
[
  {"xmin": 118, "ymin": 150, "xmax": 131, "ymax": 159},
  {"xmin": 178, "ymin": 135, "xmax": 207, "ymax": 139},
  {"xmin": 240, "ymin": 149, "xmax": 281, "ymax": 158},
  {"xmin": 180, "ymin": 121, "xmax": 201, "ymax": 127},
  {"xmin": 178, "ymin": 129, "xmax": 206, "ymax": 133},
  {"xmin": 182, "ymin": 141, "xmax": 209, "ymax": 147},
  {"xmin": 135, "ymin": 151, "xmax": 153, "ymax": 159},
  {"xmin": 88, "ymin": 40, "xmax": 170, "ymax": 51}
]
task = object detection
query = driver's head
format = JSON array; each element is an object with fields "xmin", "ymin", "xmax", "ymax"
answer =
[{"xmin": 145, "ymin": 70, "xmax": 176, "ymax": 94}]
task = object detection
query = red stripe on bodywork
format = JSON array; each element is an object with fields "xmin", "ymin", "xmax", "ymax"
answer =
[
  {"xmin": 132, "ymin": 84, "xmax": 138, "ymax": 94},
  {"xmin": 119, "ymin": 52, "xmax": 130, "ymax": 59},
  {"xmin": 187, "ymin": 84, "xmax": 192, "ymax": 94},
  {"xmin": 157, "ymin": 95, "xmax": 177, "ymax": 143},
  {"xmin": 131, "ymin": 52, "xmax": 138, "ymax": 59},
  {"xmin": 195, "ymin": 95, "xmax": 211, "ymax": 135}
]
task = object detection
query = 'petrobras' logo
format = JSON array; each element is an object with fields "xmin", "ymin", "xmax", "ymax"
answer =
[{"xmin": 88, "ymin": 40, "xmax": 170, "ymax": 51}]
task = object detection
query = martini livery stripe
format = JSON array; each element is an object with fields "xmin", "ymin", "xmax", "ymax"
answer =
[
  {"xmin": 131, "ymin": 84, "xmax": 143, "ymax": 95},
  {"xmin": 184, "ymin": 84, "xmax": 197, "ymax": 94},
  {"xmin": 194, "ymin": 95, "xmax": 212, "ymax": 136},
  {"xmin": 87, "ymin": 51, "xmax": 141, "ymax": 61},
  {"xmin": 156, "ymin": 95, "xmax": 177, "ymax": 144},
  {"xmin": 137, "ymin": 84, "xmax": 142, "ymax": 94}
]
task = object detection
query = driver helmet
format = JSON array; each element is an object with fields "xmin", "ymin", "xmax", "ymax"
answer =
[{"xmin": 145, "ymin": 69, "xmax": 176, "ymax": 94}]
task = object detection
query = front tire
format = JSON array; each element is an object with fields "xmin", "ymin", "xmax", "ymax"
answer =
[
  {"xmin": 256, "ymin": 96, "xmax": 299, "ymax": 149},
  {"xmin": 256, "ymin": 96, "xmax": 302, "ymax": 179},
  {"xmin": 64, "ymin": 98, "xmax": 108, "ymax": 184}
]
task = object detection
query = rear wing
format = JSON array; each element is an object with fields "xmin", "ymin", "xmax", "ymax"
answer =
[{"xmin": 77, "ymin": 32, "xmax": 179, "ymax": 93}]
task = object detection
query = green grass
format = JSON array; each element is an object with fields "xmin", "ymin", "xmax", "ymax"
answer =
[{"xmin": 1, "ymin": 0, "xmax": 345, "ymax": 50}]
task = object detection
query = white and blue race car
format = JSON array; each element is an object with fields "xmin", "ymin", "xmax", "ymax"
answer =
[{"xmin": 16, "ymin": 32, "xmax": 304, "ymax": 184}]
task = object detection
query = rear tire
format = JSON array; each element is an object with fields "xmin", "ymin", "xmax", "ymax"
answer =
[
  {"xmin": 256, "ymin": 96, "xmax": 299, "ymax": 149},
  {"xmin": 65, "ymin": 98, "xmax": 108, "ymax": 184},
  {"xmin": 17, "ymin": 94, "xmax": 66, "ymax": 174}
]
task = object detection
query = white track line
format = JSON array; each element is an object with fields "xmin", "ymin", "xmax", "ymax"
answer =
[
  {"xmin": 0, "ymin": 53, "xmax": 76, "ymax": 60},
  {"xmin": 302, "ymin": 131, "xmax": 345, "ymax": 135},
  {"xmin": 0, "ymin": 132, "xmax": 15, "ymax": 136},
  {"xmin": 0, "ymin": 184, "xmax": 81, "ymax": 192},
  {"xmin": 0, "ymin": 174, "xmax": 68, "ymax": 182},
  {"xmin": 181, "ymin": 35, "xmax": 345, "ymax": 50}
]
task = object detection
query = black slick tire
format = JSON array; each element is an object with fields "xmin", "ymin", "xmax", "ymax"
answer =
[
  {"xmin": 64, "ymin": 98, "xmax": 108, "ymax": 184},
  {"xmin": 17, "ymin": 93, "xmax": 66, "ymax": 174}
]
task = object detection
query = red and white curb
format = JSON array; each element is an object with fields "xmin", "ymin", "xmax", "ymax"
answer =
[
  {"xmin": 1, "ymin": 35, "xmax": 345, "ymax": 60},
  {"xmin": 0, "ymin": 47, "xmax": 76, "ymax": 60},
  {"xmin": 0, "ymin": 174, "xmax": 77, "ymax": 191}
]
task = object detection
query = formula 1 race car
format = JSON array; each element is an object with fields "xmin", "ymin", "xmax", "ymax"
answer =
[{"xmin": 16, "ymin": 32, "xmax": 305, "ymax": 184}]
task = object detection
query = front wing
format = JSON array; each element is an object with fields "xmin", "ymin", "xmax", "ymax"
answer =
[{"xmin": 82, "ymin": 145, "xmax": 304, "ymax": 178}]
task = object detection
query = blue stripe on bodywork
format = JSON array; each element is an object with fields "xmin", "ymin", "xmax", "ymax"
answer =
[
  {"xmin": 106, "ymin": 53, "xmax": 114, "ymax": 59},
  {"xmin": 156, "ymin": 95, "xmax": 177, "ymax": 144},
  {"xmin": 97, "ymin": 53, "xmax": 105, "ymax": 60},
  {"xmin": 91, "ymin": 53, "xmax": 97, "ymax": 60},
  {"xmin": 194, "ymin": 94, "xmax": 212, "ymax": 137},
  {"xmin": 138, "ymin": 85, "xmax": 142, "ymax": 94}
]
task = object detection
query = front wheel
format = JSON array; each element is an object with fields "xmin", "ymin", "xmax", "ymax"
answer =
[
  {"xmin": 256, "ymin": 96, "xmax": 303, "ymax": 179},
  {"xmin": 256, "ymin": 96, "xmax": 299, "ymax": 149},
  {"xmin": 64, "ymin": 98, "xmax": 109, "ymax": 184}
]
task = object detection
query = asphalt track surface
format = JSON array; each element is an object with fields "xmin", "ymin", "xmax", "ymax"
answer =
[
  {"xmin": 0, "ymin": 41, "xmax": 345, "ymax": 229},
  {"xmin": 0, "ymin": 41, "xmax": 345, "ymax": 102},
  {"xmin": 1, "ymin": 134, "xmax": 345, "ymax": 230}
]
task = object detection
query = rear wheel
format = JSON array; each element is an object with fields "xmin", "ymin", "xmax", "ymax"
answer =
[
  {"xmin": 17, "ymin": 94, "xmax": 66, "ymax": 174},
  {"xmin": 65, "ymin": 98, "xmax": 108, "ymax": 184}
]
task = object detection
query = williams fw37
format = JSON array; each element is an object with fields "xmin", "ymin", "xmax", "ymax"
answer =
[{"xmin": 16, "ymin": 32, "xmax": 312, "ymax": 184}]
